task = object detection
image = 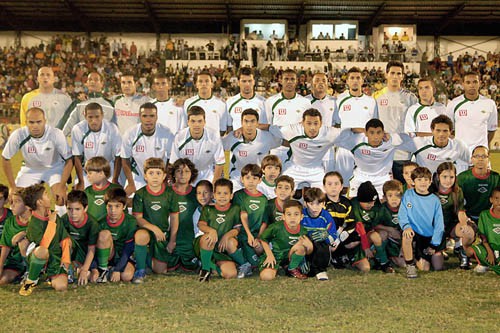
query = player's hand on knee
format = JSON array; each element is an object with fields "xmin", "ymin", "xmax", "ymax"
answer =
[
  {"xmin": 263, "ymin": 255, "xmax": 276, "ymax": 268},
  {"xmin": 486, "ymin": 250, "xmax": 495, "ymax": 265},
  {"xmin": 152, "ymin": 226, "xmax": 166, "ymax": 242},
  {"xmin": 247, "ymin": 234, "xmax": 255, "ymax": 247},
  {"xmin": 364, "ymin": 248, "xmax": 374, "ymax": 258},
  {"xmin": 206, "ymin": 230, "xmax": 218, "ymax": 247},
  {"xmin": 167, "ymin": 240, "xmax": 176, "ymax": 253},
  {"xmin": 403, "ymin": 228, "xmax": 414, "ymax": 239}
]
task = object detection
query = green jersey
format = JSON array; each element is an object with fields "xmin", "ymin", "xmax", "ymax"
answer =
[
  {"xmin": 167, "ymin": 185, "xmax": 198, "ymax": 255},
  {"xmin": 133, "ymin": 184, "xmax": 178, "ymax": 232},
  {"xmin": 26, "ymin": 212, "xmax": 70, "ymax": 264},
  {"xmin": 477, "ymin": 209, "xmax": 500, "ymax": 251},
  {"xmin": 351, "ymin": 198, "xmax": 385, "ymax": 231},
  {"xmin": 199, "ymin": 204, "xmax": 241, "ymax": 239},
  {"xmin": 260, "ymin": 221, "xmax": 307, "ymax": 256},
  {"xmin": 61, "ymin": 213, "xmax": 99, "ymax": 252},
  {"xmin": 436, "ymin": 188, "xmax": 465, "ymax": 232},
  {"xmin": 99, "ymin": 213, "xmax": 137, "ymax": 258},
  {"xmin": 233, "ymin": 189, "xmax": 268, "ymax": 234},
  {"xmin": 0, "ymin": 208, "xmax": 13, "ymax": 236},
  {"xmin": 264, "ymin": 198, "xmax": 284, "ymax": 225},
  {"xmin": 0, "ymin": 215, "xmax": 28, "ymax": 267},
  {"xmin": 379, "ymin": 203, "xmax": 401, "ymax": 230},
  {"xmin": 85, "ymin": 182, "xmax": 122, "ymax": 224},
  {"xmin": 457, "ymin": 169, "xmax": 500, "ymax": 219}
]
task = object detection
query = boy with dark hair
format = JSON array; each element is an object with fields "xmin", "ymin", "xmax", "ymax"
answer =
[
  {"xmin": 301, "ymin": 187, "xmax": 338, "ymax": 280},
  {"xmin": 402, "ymin": 161, "xmax": 419, "ymax": 191},
  {"xmin": 259, "ymin": 199, "xmax": 313, "ymax": 280},
  {"xmin": 399, "ymin": 167, "xmax": 445, "ymax": 278},
  {"xmin": 95, "ymin": 187, "xmax": 137, "ymax": 283},
  {"xmin": 233, "ymin": 164, "xmax": 268, "ymax": 277},
  {"xmin": 61, "ymin": 190, "xmax": 99, "ymax": 285},
  {"xmin": 263, "ymin": 175, "xmax": 295, "ymax": 225},
  {"xmin": 256, "ymin": 154, "xmax": 282, "ymax": 199},
  {"xmin": 132, "ymin": 158, "xmax": 179, "ymax": 283},
  {"xmin": 0, "ymin": 184, "xmax": 12, "ymax": 226},
  {"xmin": 19, "ymin": 184, "xmax": 72, "ymax": 295}
]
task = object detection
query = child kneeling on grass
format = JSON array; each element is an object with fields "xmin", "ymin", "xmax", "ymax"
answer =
[{"xmin": 259, "ymin": 199, "xmax": 313, "ymax": 280}]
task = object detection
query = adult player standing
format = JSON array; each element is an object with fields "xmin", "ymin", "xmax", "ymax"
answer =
[{"xmin": 151, "ymin": 73, "xmax": 184, "ymax": 136}]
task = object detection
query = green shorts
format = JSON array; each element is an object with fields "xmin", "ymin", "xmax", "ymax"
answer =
[
  {"xmin": 193, "ymin": 236, "xmax": 233, "ymax": 263},
  {"xmin": 71, "ymin": 244, "xmax": 88, "ymax": 266},
  {"xmin": 471, "ymin": 244, "xmax": 500, "ymax": 274},
  {"xmin": 386, "ymin": 238, "xmax": 402, "ymax": 258},
  {"xmin": 166, "ymin": 252, "xmax": 199, "ymax": 271},
  {"xmin": 258, "ymin": 251, "xmax": 289, "ymax": 272},
  {"xmin": 3, "ymin": 255, "xmax": 26, "ymax": 274}
]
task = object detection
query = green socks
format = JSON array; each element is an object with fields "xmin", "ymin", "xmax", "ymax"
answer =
[
  {"xmin": 134, "ymin": 244, "xmax": 148, "ymax": 270},
  {"xmin": 375, "ymin": 241, "xmax": 389, "ymax": 265},
  {"xmin": 288, "ymin": 253, "xmax": 305, "ymax": 270},
  {"xmin": 27, "ymin": 255, "xmax": 47, "ymax": 282},
  {"xmin": 96, "ymin": 247, "xmax": 111, "ymax": 270},
  {"xmin": 229, "ymin": 248, "xmax": 246, "ymax": 266},
  {"xmin": 200, "ymin": 249, "xmax": 213, "ymax": 271}
]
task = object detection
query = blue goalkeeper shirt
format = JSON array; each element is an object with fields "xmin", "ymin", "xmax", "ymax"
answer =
[
  {"xmin": 398, "ymin": 189, "xmax": 444, "ymax": 247},
  {"xmin": 301, "ymin": 208, "xmax": 338, "ymax": 245}
]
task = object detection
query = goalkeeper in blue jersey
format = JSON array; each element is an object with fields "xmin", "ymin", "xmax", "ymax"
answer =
[{"xmin": 301, "ymin": 188, "xmax": 339, "ymax": 280}]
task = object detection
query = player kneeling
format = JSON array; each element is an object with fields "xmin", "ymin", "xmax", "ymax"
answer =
[{"xmin": 259, "ymin": 200, "xmax": 313, "ymax": 280}]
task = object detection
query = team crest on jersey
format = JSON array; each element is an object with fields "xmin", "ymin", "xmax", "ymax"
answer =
[
  {"xmin": 235, "ymin": 107, "xmax": 243, "ymax": 113},
  {"xmin": 458, "ymin": 109, "xmax": 467, "ymax": 116},
  {"xmin": 439, "ymin": 196, "xmax": 448, "ymax": 205},
  {"xmin": 380, "ymin": 99, "xmax": 388, "ymax": 106},
  {"xmin": 95, "ymin": 199, "xmax": 104, "ymax": 206},
  {"xmin": 343, "ymin": 105, "xmax": 351, "ymax": 111},
  {"xmin": 216, "ymin": 214, "xmax": 226, "ymax": 224},
  {"xmin": 33, "ymin": 101, "xmax": 42, "ymax": 107},
  {"xmin": 492, "ymin": 227, "xmax": 500, "ymax": 234},
  {"xmin": 151, "ymin": 204, "xmax": 161, "ymax": 211},
  {"xmin": 249, "ymin": 203, "xmax": 260, "ymax": 211},
  {"xmin": 478, "ymin": 187, "xmax": 487, "ymax": 194},
  {"xmin": 27, "ymin": 146, "xmax": 36, "ymax": 153},
  {"xmin": 406, "ymin": 202, "xmax": 412, "ymax": 208},
  {"xmin": 427, "ymin": 153, "xmax": 437, "ymax": 161},
  {"xmin": 212, "ymin": 110, "xmax": 217, "ymax": 113},
  {"xmin": 299, "ymin": 143, "xmax": 308, "ymax": 149},
  {"xmin": 419, "ymin": 114, "xmax": 428, "ymax": 120},
  {"xmin": 85, "ymin": 142, "xmax": 94, "ymax": 149},
  {"xmin": 239, "ymin": 151, "xmax": 248, "ymax": 157},
  {"xmin": 136, "ymin": 145, "xmax": 145, "ymax": 152},
  {"xmin": 296, "ymin": 109, "xmax": 301, "ymax": 113},
  {"xmin": 278, "ymin": 108, "xmax": 286, "ymax": 115},
  {"xmin": 361, "ymin": 149, "xmax": 370, "ymax": 155},
  {"xmin": 101, "ymin": 141, "xmax": 107, "ymax": 145},
  {"xmin": 178, "ymin": 204, "xmax": 186, "ymax": 213},
  {"xmin": 391, "ymin": 216, "xmax": 399, "ymax": 225},
  {"xmin": 361, "ymin": 212, "xmax": 370, "ymax": 221},
  {"xmin": 185, "ymin": 149, "xmax": 194, "ymax": 155}
]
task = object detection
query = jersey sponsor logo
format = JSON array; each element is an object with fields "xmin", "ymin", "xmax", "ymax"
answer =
[
  {"xmin": 343, "ymin": 105, "xmax": 351, "ymax": 111},
  {"xmin": 239, "ymin": 151, "xmax": 248, "ymax": 157},
  {"xmin": 27, "ymin": 146, "xmax": 36, "ymax": 153},
  {"xmin": 427, "ymin": 153, "xmax": 437, "ymax": 161},
  {"xmin": 288, "ymin": 235, "xmax": 300, "ymax": 245},
  {"xmin": 70, "ymin": 231, "xmax": 81, "ymax": 240},
  {"xmin": 33, "ymin": 101, "xmax": 42, "ymax": 107},
  {"xmin": 380, "ymin": 99, "xmax": 388, "ymax": 106},
  {"xmin": 234, "ymin": 107, "xmax": 243, "ymax": 113},
  {"xmin": 85, "ymin": 142, "xmax": 94, "ymax": 149},
  {"xmin": 458, "ymin": 109, "xmax": 467, "ymax": 117},
  {"xmin": 299, "ymin": 143, "xmax": 308, "ymax": 149},
  {"xmin": 151, "ymin": 204, "xmax": 161, "ymax": 211},
  {"xmin": 361, "ymin": 149, "xmax": 370, "ymax": 155},
  {"xmin": 136, "ymin": 145, "xmax": 145, "ymax": 153},
  {"xmin": 115, "ymin": 109, "xmax": 139, "ymax": 117},
  {"xmin": 216, "ymin": 214, "xmax": 226, "ymax": 224},
  {"xmin": 419, "ymin": 114, "xmax": 428, "ymax": 120},
  {"xmin": 278, "ymin": 108, "xmax": 287, "ymax": 115},
  {"xmin": 185, "ymin": 148, "xmax": 194, "ymax": 155}
]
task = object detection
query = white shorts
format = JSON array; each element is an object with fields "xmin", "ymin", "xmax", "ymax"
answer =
[
  {"xmin": 334, "ymin": 147, "xmax": 355, "ymax": 188},
  {"xmin": 348, "ymin": 172, "xmax": 391, "ymax": 199},
  {"xmin": 322, "ymin": 147, "xmax": 336, "ymax": 174},
  {"xmin": 230, "ymin": 177, "xmax": 244, "ymax": 193},
  {"xmin": 15, "ymin": 165, "xmax": 64, "ymax": 187},
  {"xmin": 283, "ymin": 164, "xmax": 325, "ymax": 190},
  {"xmin": 194, "ymin": 168, "xmax": 215, "ymax": 185}
]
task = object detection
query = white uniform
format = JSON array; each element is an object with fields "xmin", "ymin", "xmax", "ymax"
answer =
[
  {"xmin": 183, "ymin": 95, "xmax": 228, "ymax": 133},
  {"xmin": 226, "ymin": 93, "xmax": 266, "ymax": 130},
  {"xmin": 222, "ymin": 129, "xmax": 281, "ymax": 192},
  {"xmin": 270, "ymin": 124, "xmax": 348, "ymax": 189},
  {"xmin": 256, "ymin": 180, "xmax": 276, "ymax": 200},
  {"xmin": 335, "ymin": 91, "xmax": 379, "ymax": 187},
  {"xmin": 305, "ymin": 94, "xmax": 336, "ymax": 127},
  {"xmin": 71, "ymin": 119, "xmax": 122, "ymax": 187},
  {"xmin": 337, "ymin": 133, "xmax": 412, "ymax": 198},
  {"xmin": 409, "ymin": 136, "xmax": 471, "ymax": 174},
  {"xmin": 2, "ymin": 125, "xmax": 71, "ymax": 187},
  {"xmin": 170, "ymin": 127, "xmax": 225, "ymax": 183},
  {"xmin": 113, "ymin": 94, "xmax": 152, "ymax": 136},
  {"xmin": 121, "ymin": 123, "xmax": 173, "ymax": 189},
  {"xmin": 264, "ymin": 92, "xmax": 311, "ymax": 163},
  {"xmin": 61, "ymin": 92, "xmax": 115, "ymax": 136},
  {"xmin": 404, "ymin": 102, "xmax": 446, "ymax": 135},
  {"xmin": 152, "ymin": 98, "xmax": 185, "ymax": 136}
]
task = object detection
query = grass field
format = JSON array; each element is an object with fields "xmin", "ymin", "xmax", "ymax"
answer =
[{"xmin": 0, "ymin": 152, "xmax": 499, "ymax": 332}]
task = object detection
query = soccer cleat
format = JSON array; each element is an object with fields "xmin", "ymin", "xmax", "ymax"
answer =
[
  {"xmin": 67, "ymin": 265, "xmax": 75, "ymax": 284},
  {"xmin": 19, "ymin": 280, "xmax": 37, "ymax": 296},
  {"xmin": 19, "ymin": 271, "xmax": 29, "ymax": 285},
  {"xmin": 96, "ymin": 268, "xmax": 109, "ymax": 283},
  {"xmin": 381, "ymin": 263, "xmax": 395, "ymax": 274},
  {"xmin": 459, "ymin": 249, "xmax": 471, "ymax": 270},
  {"xmin": 132, "ymin": 269, "xmax": 146, "ymax": 284},
  {"xmin": 315, "ymin": 271, "xmax": 329, "ymax": 281},
  {"xmin": 442, "ymin": 251, "xmax": 449, "ymax": 261},
  {"xmin": 473, "ymin": 265, "xmax": 489, "ymax": 274},
  {"xmin": 287, "ymin": 268, "xmax": 308, "ymax": 280},
  {"xmin": 237, "ymin": 263, "xmax": 252, "ymax": 279},
  {"xmin": 198, "ymin": 269, "xmax": 211, "ymax": 282},
  {"xmin": 406, "ymin": 264, "xmax": 418, "ymax": 278}
]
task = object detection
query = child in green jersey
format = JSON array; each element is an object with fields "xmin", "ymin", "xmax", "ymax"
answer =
[
  {"xmin": 263, "ymin": 175, "xmax": 295, "ymax": 226},
  {"xmin": 196, "ymin": 179, "xmax": 249, "ymax": 282},
  {"xmin": 463, "ymin": 186, "xmax": 500, "ymax": 275},
  {"xmin": 61, "ymin": 190, "xmax": 99, "ymax": 285},
  {"xmin": 259, "ymin": 199, "xmax": 313, "ymax": 280},
  {"xmin": 193, "ymin": 180, "xmax": 214, "ymax": 239},
  {"xmin": 95, "ymin": 187, "xmax": 137, "ymax": 283},
  {"xmin": 132, "ymin": 158, "xmax": 179, "ymax": 283},
  {"xmin": 19, "ymin": 184, "xmax": 72, "ymax": 296},
  {"xmin": 84, "ymin": 157, "xmax": 123, "ymax": 224},
  {"xmin": 0, "ymin": 189, "xmax": 30, "ymax": 285},
  {"xmin": 0, "ymin": 184, "xmax": 12, "ymax": 226},
  {"xmin": 234, "ymin": 164, "xmax": 268, "ymax": 277}
]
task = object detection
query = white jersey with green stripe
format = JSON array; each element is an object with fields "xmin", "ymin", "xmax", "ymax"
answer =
[
  {"xmin": 120, "ymin": 123, "xmax": 173, "ymax": 180},
  {"xmin": 269, "ymin": 124, "xmax": 347, "ymax": 168},
  {"xmin": 20, "ymin": 88, "xmax": 72, "ymax": 129},
  {"xmin": 222, "ymin": 129, "xmax": 281, "ymax": 177},
  {"xmin": 334, "ymin": 91, "xmax": 378, "ymax": 128},
  {"xmin": 71, "ymin": 119, "xmax": 122, "ymax": 166},
  {"xmin": 113, "ymin": 94, "xmax": 152, "ymax": 136},
  {"xmin": 2, "ymin": 125, "xmax": 71, "ymax": 169},
  {"xmin": 410, "ymin": 136, "xmax": 471, "ymax": 174},
  {"xmin": 305, "ymin": 94, "xmax": 336, "ymax": 127},
  {"xmin": 152, "ymin": 98, "xmax": 185, "ymax": 136},
  {"xmin": 183, "ymin": 94, "xmax": 228, "ymax": 133},
  {"xmin": 226, "ymin": 93, "xmax": 266, "ymax": 130},
  {"xmin": 337, "ymin": 133, "xmax": 412, "ymax": 177},
  {"xmin": 264, "ymin": 92, "xmax": 311, "ymax": 126},
  {"xmin": 404, "ymin": 101, "xmax": 446, "ymax": 134},
  {"xmin": 170, "ymin": 127, "xmax": 225, "ymax": 173},
  {"xmin": 445, "ymin": 95, "xmax": 497, "ymax": 151}
]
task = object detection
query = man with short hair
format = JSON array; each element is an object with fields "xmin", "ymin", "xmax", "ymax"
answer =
[
  {"xmin": 151, "ymin": 73, "xmax": 184, "ymax": 135},
  {"xmin": 20, "ymin": 66, "xmax": 72, "ymax": 128}
]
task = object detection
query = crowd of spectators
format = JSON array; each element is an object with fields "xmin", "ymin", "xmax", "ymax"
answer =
[{"xmin": 0, "ymin": 33, "xmax": 498, "ymax": 121}]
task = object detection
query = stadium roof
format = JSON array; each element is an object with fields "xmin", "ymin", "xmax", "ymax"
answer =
[{"xmin": 0, "ymin": 0, "xmax": 498, "ymax": 35}]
